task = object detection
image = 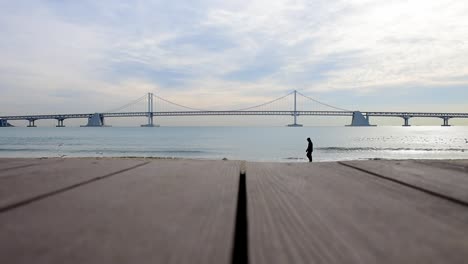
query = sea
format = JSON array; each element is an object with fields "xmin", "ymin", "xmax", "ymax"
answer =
[{"xmin": 0, "ymin": 126, "xmax": 467, "ymax": 162}]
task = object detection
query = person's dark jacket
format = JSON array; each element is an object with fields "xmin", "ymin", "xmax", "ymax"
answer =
[{"xmin": 306, "ymin": 141, "xmax": 313, "ymax": 154}]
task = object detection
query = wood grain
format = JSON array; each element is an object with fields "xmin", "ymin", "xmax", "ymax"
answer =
[
  {"xmin": 246, "ymin": 162, "xmax": 468, "ymax": 264},
  {"xmin": 342, "ymin": 160, "xmax": 468, "ymax": 204},
  {"xmin": 0, "ymin": 159, "xmax": 240, "ymax": 264},
  {"xmin": 0, "ymin": 158, "xmax": 145, "ymax": 210}
]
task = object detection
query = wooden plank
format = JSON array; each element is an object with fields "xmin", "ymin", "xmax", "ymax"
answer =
[
  {"xmin": 0, "ymin": 159, "xmax": 240, "ymax": 264},
  {"xmin": 246, "ymin": 162, "xmax": 468, "ymax": 264},
  {"xmin": 341, "ymin": 160, "xmax": 468, "ymax": 204},
  {"xmin": 0, "ymin": 158, "xmax": 146, "ymax": 211}
]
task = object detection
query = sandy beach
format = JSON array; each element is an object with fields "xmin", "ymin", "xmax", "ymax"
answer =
[{"xmin": 0, "ymin": 157, "xmax": 467, "ymax": 263}]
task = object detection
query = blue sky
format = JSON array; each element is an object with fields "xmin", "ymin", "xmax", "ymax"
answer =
[{"xmin": 1, "ymin": 0, "xmax": 467, "ymax": 125}]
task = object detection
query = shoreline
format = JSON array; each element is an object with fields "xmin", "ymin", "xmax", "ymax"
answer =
[{"xmin": 1, "ymin": 156, "xmax": 468, "ymax": 163}]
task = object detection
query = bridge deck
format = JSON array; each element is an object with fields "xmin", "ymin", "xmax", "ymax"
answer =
[
  {"xmin": 0, "ymin": 158, "xmax": 467, "ymax": 263},
  {"xmin": 2, "ymin": 110, "xmax": 468, "ymax": 121}
]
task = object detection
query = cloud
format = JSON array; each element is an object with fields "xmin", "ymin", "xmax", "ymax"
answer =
[
  {"xmin": 0, "ymin": 0, "xmax": 467, "ymax": 121},
  {"xmin": 106, "ymin": 61, "xmax": 193, "ymax": 88}
]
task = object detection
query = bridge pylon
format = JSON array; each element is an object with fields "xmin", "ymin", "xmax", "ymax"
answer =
[
  {"xmin": 141, "ymin": 92, "xmax": 159, "ymax": 127},
  {"xmin": 287, "ymin": 90, "xmax": 303, "ymax": 127}
]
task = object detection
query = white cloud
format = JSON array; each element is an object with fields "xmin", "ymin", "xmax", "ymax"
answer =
[{"xmin": 0, "ymin": 0, "xmax": 467, "ymax": 121}]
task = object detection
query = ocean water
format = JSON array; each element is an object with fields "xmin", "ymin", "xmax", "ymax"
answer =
[{"xmin": 0, "ymin": 126, "xmax": 467, "ymax": 162}]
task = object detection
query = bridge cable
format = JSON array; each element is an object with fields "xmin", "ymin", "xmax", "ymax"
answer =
[
  {"xmin": 228, "ymin": 91, "xmax": 295, "ymax": 111},
  {"xmin": 153, "ymin": 94, "xmax": 208, "ymax": 111},
  {"xmin": 296, "ymin": 91, "xmax": 350, "ymax": 112},
  {"xmin": 103, "ymin": 95, "xmax": 147, "ymax": 113},
  {"xmin": 104, "ymin": 90, "xmax": 347, "ymax": 113}
]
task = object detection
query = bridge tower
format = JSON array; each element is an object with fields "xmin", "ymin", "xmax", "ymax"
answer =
[
  {"xmin": 287, "ymin": 90, "xmax": 303, "ymax": 127},
  {"xmin": 141, "ymin": 92, "xmax": 159, "ymax": 127}
]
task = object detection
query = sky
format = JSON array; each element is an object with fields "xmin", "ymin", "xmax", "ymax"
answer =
[{"xmin": 1, "ymin": 0, "xmax": 468, "ymax": 126}]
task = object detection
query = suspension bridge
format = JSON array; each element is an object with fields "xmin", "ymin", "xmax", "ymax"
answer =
[{"xmin": 1, "ymin": 90, "xmax": 467, "ymax": 127}]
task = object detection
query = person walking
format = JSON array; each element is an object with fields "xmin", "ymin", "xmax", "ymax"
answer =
[{"xmin": 306, "ymin": 138, "xmax": 313, "ymax": 162}]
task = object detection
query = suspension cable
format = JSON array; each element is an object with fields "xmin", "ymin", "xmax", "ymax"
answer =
[
  {"xmin": 296, "ymin": 91, "xmax": 350, "ymax": 112},
  {"xmin": 153, "ymin": 94, "xmax": 208, "ymax": 111},
  {"xmin": 228, "ymin": 91, "xmax": 295, "ymax": 111},
  {"xmin": 103, "ymin": 90, "xmax": 349, "ymax": 113},
  {"xmin": 104, "ymin": 94, "xmax": 147, "ymax": 113}
]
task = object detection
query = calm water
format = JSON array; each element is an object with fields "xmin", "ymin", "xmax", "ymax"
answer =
[{"xmin": 0, "ymin": 127, "xmax": 467, "ymax": 162}]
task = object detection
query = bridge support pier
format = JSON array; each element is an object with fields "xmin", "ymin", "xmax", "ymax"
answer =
[
  {"xmin": 287, "ymin": 113, "xmax": 303, "ymax": 127},
  {"xmin": 402, "ymin": 116, "xmax": 411, "ymax": 127},
  {"xmin": 56, "ymin": 119, "xmax": 65, "ymax": 127},
  {"xmin": 82, "ymin": 113, "xmax": 108, "ymax": 127},
  {"xmin": 347, "ymin": 111, "xmax": 374, "ymax": 126},
  {"xmin": 442, "ymin": 117, "xmax": 451, "ymax": 127},
  {"xmin": 27, "ymin": 119, "xmax": 37, "ymax": 127},
  {"xmin": 287, "ymin": 90, "xmax": 303, "ymax": 127},
  {"xmin": 0, "ymin": 119, "xmax": 12, "ymax": 127}
]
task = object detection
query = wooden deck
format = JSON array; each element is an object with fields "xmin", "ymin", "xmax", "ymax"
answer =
[
  {"xmin": 340, "ymin": 159, "xmax": 468, "ymax": 204},
  {"xmin": 0, "ymin": 158, "xmax": 467, "ymax": 263}
]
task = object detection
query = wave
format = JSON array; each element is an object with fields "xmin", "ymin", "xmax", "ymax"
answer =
[
  {"xmin": 0, "ymin": 148, "xmax": 211, "ymax": 154},
  {"xmin": 317, "ymin": 147, "xmax": 468, "ymax": 152},
  {"xmin": 67, "ymin": 150, "xmax": 210, "ymax": 154},
  {"xmin": 0, "ymin": 148, "xmax": 45, "ymax": 152}
]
